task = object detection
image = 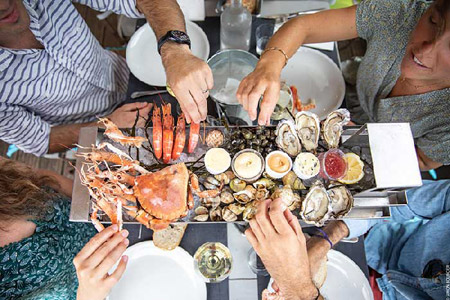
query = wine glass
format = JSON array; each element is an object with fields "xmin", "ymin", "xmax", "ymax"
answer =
[{"xmin": 194, "ymin": 242, "xmax": 233, "ymax": 283}]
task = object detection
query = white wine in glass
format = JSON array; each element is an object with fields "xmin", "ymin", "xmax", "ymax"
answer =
[{"xmin": 194, "ymin": 242, "xmax": 233, "ymax": 283}]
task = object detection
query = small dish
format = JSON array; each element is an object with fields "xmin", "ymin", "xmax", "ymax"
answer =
[
  {"xmin": 232, "ymin": 149, "xmax": 265, "ymax": 183},
  {"xmin": 265, "ymin": 151, "xmax": 292, "ymax": 179}
]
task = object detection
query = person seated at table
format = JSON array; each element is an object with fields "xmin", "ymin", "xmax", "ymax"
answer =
[
  {"xmin": 247, "ymin": 180, "xmax": 450, "ymax": 300},
  {"xmin": 0, "ymin": 157, "xmax": 129, "ymax": 300},
  {"xmin": 237, "ymin": 0, "xmax": 450, "ymax": 170},
  {"xmin": 0, "ymin": 0, "xmax": 212, "ymax": 156}
]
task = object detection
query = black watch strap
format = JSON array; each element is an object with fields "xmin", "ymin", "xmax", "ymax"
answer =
[{"xmin": 157, "ymin": 30, "xmax": 191, "ymax": 54}]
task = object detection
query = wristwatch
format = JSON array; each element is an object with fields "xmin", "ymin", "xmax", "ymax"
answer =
[{"xmin": 157, "ymin": 30, "xmax": 191, "ymax": 54}]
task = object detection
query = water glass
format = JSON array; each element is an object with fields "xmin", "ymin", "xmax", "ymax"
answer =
[{"xmin": 256, "ymin": 23, "xmax": 274, "ymax": 55}]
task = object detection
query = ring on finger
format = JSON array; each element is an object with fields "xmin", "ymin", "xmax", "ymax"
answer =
[{"xmin": 202, "ymin": 89, "xmax": 209, "ymax": 94}]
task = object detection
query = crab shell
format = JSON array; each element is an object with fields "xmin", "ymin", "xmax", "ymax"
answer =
[
  {"xmin": 133, "ymin": 163, "xmax": 190, "ymax": 221},
  {"xmin": 275, "ymin": 120, "xmax": 302, "ymax": 157},
  {"xmin": 327, "ymin": 185, "xmax": 354, "ymax": 218},
  {"xmin": 295, "ymin": 111, "xmax": 320, "ymax": 152},
  {"xmin": 322, "ymin": 109, "xmax": 350, "ymax": 149},
  {"xmin": 300, "ymin": 181, "xmax": 331, "ymax": 226}
]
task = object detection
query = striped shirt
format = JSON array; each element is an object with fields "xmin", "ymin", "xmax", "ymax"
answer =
[{"xmin": 0, "ymin": 0, "xmax": 143, "ymax": 156}]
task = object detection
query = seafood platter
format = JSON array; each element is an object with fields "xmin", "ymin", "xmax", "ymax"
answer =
[{"xmin": 70, "ymin": 103, "xmax": 422, "ymax": 231}]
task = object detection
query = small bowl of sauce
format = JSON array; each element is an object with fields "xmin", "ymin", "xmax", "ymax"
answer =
[
  {"xmin": 265, "ymin": 151, "xmax": 292, "ymax": 179},
  {"xmin": 232, "ymin": 149, "xmax": 265, "ymax": 183}
]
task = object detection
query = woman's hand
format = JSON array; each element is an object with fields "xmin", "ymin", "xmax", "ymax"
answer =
[
  {"xmin": 74, "ymin": 225, "xmax": 129, "ymax": 300},
  {"xmin": 245, "ymin": 199, "xmax": 318, "ymax": 300},
  {"xmin": 236, "ymin": 52, "xmax": 285, "ymax": 125}
]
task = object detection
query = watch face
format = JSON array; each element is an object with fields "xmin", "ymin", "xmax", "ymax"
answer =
[{"xmin": 171, "ymin": 30, "xmax": 189, "ymax": 42}]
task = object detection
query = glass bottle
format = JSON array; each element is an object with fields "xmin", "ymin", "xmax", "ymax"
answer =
[{"xmin": 220, "ymin": 0, "xmax": 252, "ymax": 51}]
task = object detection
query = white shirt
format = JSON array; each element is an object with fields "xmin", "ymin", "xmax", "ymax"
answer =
[{"xmin": 0, "ymin": 0, "xmax": 143, "ymax": 155}]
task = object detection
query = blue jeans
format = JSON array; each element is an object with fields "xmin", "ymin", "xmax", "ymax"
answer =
[{"xmin": 345, "ymin": 180, "xmax": 450, "ymax": 300}]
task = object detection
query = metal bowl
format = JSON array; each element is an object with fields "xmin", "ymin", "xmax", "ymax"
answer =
[{"xmin": 207, "ymin": 50, "xmax": 258, "ymax": 106}]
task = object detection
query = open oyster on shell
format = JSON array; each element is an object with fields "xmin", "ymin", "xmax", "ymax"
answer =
[
  {"xmin": 322, "ymin": 109, "xmax": 350, "ymax": 149},
  {"xmin": 295, "ymin": 111, "xmax": 320, "ymax": 152},
  {"xmin": 327, "ymin": 185, "xmax": 354, "ymax": 218},
  {"xmin": 275, "ymin": 120, "xmax": 302, "ymax": 157},
  {"xmin": 300, "ymin": 181, "xmax": 331, "ymax": 226}
]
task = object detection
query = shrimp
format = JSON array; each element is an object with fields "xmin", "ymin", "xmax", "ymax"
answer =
[
  {"xmin": 152, "ymin": 106, "xmax": 163, "ymax": 159},
  {"xmin": 188, "ymin": 122, "xmax": 200, "ymax": 153},
  {"xmin": 162, "ymin": 103, "xmax": 174, "ymax": 164},
  {"xmin": 172, "ymin": 113, "xmax": 186, "ymax": 160}
]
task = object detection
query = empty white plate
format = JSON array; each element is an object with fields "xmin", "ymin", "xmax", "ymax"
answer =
[
  {"xmin": 268, "ymin": 249, "xmax": 373, "ymax": 300},
  {"xmin": 108, "ymin": 241, "xmax": 207, "ymax": 300},
  {"xmin": 281, "ymin": 47, "xmax": 345, "ymax": 120},
  {"xmin": 126, "ymin": 21, "xmax": 210, "ymax": 87}
]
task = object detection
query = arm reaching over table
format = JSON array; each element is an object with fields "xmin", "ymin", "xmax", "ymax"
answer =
[
  {"xmin": 245, "ymin": 199, "xmax": 321, "ymax": 300},
  {"xmin": 136, "ymin": 0, "xmax": 214, "ymax": 124},
  {"xmin": 237, "ymin": 6, "xmax": 358, "ymax": 125}
]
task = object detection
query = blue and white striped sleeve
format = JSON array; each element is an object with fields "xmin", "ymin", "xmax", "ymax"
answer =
[
  {"xmin": 72, "ymin": 0, "xmax": 144, "ymax": 18},
  {"xmin": 0, "ymin": 103, "xmax": 50, "ymax": 156}
]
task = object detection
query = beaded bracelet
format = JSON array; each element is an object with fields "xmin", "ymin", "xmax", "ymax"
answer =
[
  {"xmin": 311, "ymin": 228, "xmax": 333, "ymax": 248},
  {"xmin": 261, "ymin": 47, "xmax": 289, "ymax": 66}
]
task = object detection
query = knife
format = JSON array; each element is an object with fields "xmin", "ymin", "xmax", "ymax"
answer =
[{"xmin": 260, "ymin": 8, "xmax": 325, "ymax": 23}]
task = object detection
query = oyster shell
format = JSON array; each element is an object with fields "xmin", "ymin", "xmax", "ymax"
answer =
[
  {"xmin": 327, "ymin": 185, "xmax": 354, "ymax": 218},
  {"xmin": 275, "ymin": 120, "xmax": 302, "ymax": 157},
  {"xmin": 222, "ymin": 207, "xmax": 238, "ymax": 222},
  {"xmin": 322, "ymin": 109, "xmax": 350, "ymax": 149},
  {"xmin": 300, "ymin": 181, "xmax": 331, "ymax": 226},
  {"xmin": 282, "ymin": 171, "xmax": 306, "ymax": 190},
  {"xmin": 295, "ymin": 111, "xmax": 320, "ymax": 152},
  {"xmin": 271, "ymin": 186, "xmax": 296, "ymax": 208},
  {"xmin": 228, "ymin": 203, "xmax": 245, "ymax": 215}
]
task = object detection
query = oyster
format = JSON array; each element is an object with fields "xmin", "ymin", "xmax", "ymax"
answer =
[
  {"xmin": 300, "ymin": 181, "xmax": 331, "ymax": 226},
  {"xmin": 275, "ymin": 120, "xmax": 302, "ymax": 157},
  {"xmin": 222, "ymin": 207, "xmax": 238, "ymax": 222},
  {"xmin": 282, "ymin": 171, "xmax": 306, "ymax": 190},
  {"xmin": 322, "ymin": 109, "xmax": 350, "ymax": 149},
  {"xmin": 327, "ymin": 185, "xmax": 354, "ymax": 218},
  {"xmin": 271, "ymin": 186, "xmax": 296, "ymax": 208},
  {"xmin": 233, "ymin": 189, "xmax": 254, "ymax": 204},
  {"xmin": 295, "ymin": 111, "xmax": 320, "ymax": 152},
  {"xmin": 228, "ymin": 203, "xmax": 245, "ymax": 215},
  {"xmin": 220, "ymin": 189, "xmax": 235, "ymax": 204}
]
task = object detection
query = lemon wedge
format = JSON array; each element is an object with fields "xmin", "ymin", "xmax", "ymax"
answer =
[{"xmin": 339, "ymin": 153, "xmax": 364, "ymax": 184}]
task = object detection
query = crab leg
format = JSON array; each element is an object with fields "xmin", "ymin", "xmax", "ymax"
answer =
[{"xmin": 90, "ymin": 206, "xmax": 105, "ymax": 232}]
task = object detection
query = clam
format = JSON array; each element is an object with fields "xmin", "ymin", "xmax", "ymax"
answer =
[
  {"xmin": 220, "ymin": 190, "xmax": 235, "ymax": 204},
  {"xmin": 195, "ymin": 206, "xmax": 208, "ymax": 215},
  {"xmin": 204, "ymin": 176, "xmax": 221, "ymax": 190},
  {"xmin": 300, "ymin": 181, "xmax": 331, "ymax": 226},
  {"xmin": 255, "ymin": 187, "xmax": 270, "ymax": 201},
  {"xmin": 243, "ymin": 202, "xmax": 257, "ymax": 221},
  {"xmin": 210, "ymin": 207, "xmax": 222, "ymax": 221},
  {"xmin": 194, "ymin": 214, "xmax": 209, "ymax": 222},
  {"xmin": 295, "ymin": 111, "xmax": 320, "ymax": 152},
  {"xmin": 282, "ymin": 171, "xmax": 306, "ymax": 190},
  {"xmin": 322, "ymin": 109, "xmax": 350, "ymax": 149},
  {"xmin": 244, "ymin": 185, "xmax": 257, "ymax": 197},
  {"xmin": 202, "ymin": 196, "xmax": 220, "ymax": 209},
  {"xmin": 215, "ymin": 170, "xmax": 235, "ymax": 185},
  {"xmin": 327, "ymin": 185, "xmax": 354, "ymax": 218},
  {"xmin": 275, "ymin": 120, "xmax": 302, "ymax": 157},
  {"xmin": 233, "ymin": 189, "xmax": 254, "ymax": 204},
  {"xmin": 253, "ymin": 178, "xmax": 276, "ymax": 190},
  {"xmin": 230, "ymin": 178, "xmax": 246, "ymax": 192},
  {"xmin": 271, "ymin": 186, "xmax": 297, "ymax": 208},
  {"xmin": 228, "ymin": 203, "xmax": 245, "ymax": 215},
  {"xmin": 222, "ymin": 207, "xmax": 238, "ymax": 222}
]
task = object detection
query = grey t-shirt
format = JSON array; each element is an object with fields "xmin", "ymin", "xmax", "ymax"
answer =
[{"xmin": 354, "ymin": 0, "xmax": 450, "ymax": 165}]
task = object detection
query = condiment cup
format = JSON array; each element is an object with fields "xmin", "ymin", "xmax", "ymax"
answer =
[{"xmin": 265, "ymin": 151, "xmax": 292, "ymax": 179}]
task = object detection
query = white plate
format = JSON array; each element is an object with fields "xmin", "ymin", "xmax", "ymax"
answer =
[
  {"xmin": 281, "ymin": 47, "xmax": 345, "ymax": 120},
  {"xmin": 268, "ymin": 250, "xmax": 373, "ymax": 300},
  {"xmin": 126, "ymin": 21, "xmax": 210, "ymax": 87},
  {"xmin": 108, "ymin": 241, "xmax": 207, "ymax": 300}
]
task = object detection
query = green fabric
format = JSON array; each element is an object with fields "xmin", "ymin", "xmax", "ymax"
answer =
[
  {"xmin": 353, "ymin": 0, "xmax": 450, "ymax": 164},
  {"xmin": 0, "ymin": 195, "xmax": 96, "ymax": 300}
]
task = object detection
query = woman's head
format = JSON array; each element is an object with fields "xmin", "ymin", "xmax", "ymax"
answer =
[
  {"xmin": 0, "ymin": 159, "xmax": 55, "ymax": 226},
  {"xmin": 401, "ymin": 0, "xmax": 450, "ymax": 85}
]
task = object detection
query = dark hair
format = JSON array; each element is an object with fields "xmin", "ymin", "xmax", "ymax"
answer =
[
  {"xmin": 435, "ymin": 0, "xmax": 449, "ymax": 35},
  {"xmin": 0, "ymin": 159, "xmax": 56, "ymax": 226}
]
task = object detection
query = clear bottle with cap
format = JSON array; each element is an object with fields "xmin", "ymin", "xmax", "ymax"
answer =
[{"xmin": 220, "ymin": 0, "xmax": 252, "ymax": 51}]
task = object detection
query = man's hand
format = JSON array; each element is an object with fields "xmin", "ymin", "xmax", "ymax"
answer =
[
  {"xmin": 74, "ymin": 225, "xmax": 129, "ymax": 300},
  {"xmin": 107, "ymin": 102, "xmax": 153, "ymax": 128},
  {"xmin": 236, "ymin": 51, "xmax": 284, "ymax": 125},
  {"xmin": 245, "ymin": 199, "xmax": 318, "ymax": 300},
  {"xmin": 162, "ymin": 44, "xmax": 213, "ymax": 124}
]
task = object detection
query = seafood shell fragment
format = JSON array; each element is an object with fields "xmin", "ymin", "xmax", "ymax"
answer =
[
  {"xmin": 222, "ymin": 207, "xmax": 238, "ymax": 222},
  {"xmin": 327, "ymin": 185, "xmax": 354, "ymax": 218},
  {"xmin": 275, "ymin": 120, "xmax": 302, "ymax": 157},
  {"xmin": 206, "ymin": 129, "xmax": 224, "ymax": 148},
  {"xmin": 300, "ymin": 181, "xmax": 331, "ymax": 226},
  {"xmin": 322, "ymin": 109, "xmax": 350, "ymax": 149},
  {"xmin": 295, "ymin": 111, "xmax": 320, "ymax": 152}
]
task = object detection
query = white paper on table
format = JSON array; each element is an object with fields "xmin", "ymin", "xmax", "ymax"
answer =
[{"xmin": 367, "ymin": 123, "xmax": 422, "ymax": 189}]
